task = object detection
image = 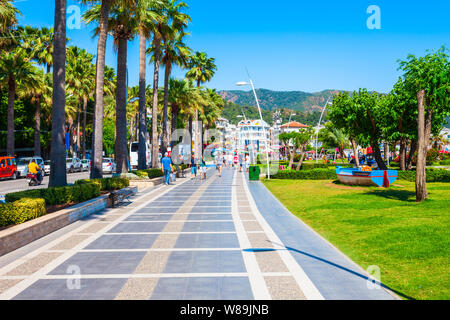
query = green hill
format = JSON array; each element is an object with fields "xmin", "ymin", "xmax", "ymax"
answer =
[{"xmin": 218, "ymin": 89, "xmax": 341, "ymax": 112}]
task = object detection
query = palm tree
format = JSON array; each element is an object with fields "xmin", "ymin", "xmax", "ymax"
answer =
[
  {"xmin": 185, "ymin": 51, "xmax": 217, "ymax": 157},
  {"xmin": 66, "ymin": 46, "xmax": 95, "ymax": 158},
  {"xmin": 319, "ymin": 122, "xmax": 350, "ymax": 162},
  {"xmin": 85, "ymin": 1, "xmax": 136, "ymax": 174},
  {"xmin": 0, "ymin": 0, "xmax": 19, "ymax": 32},
  {"xmin": 0, "ymin": 0, "xmax": 20, "ymax": 51},
  {"xmin": 168, "ymin": 78, "xmax": 202, "ymax": 150},
  {"xmin": 0, "ymin": 49, "xmax": 38, "ymax": 156},
  {"xmin": 49, "ymin": 0, "xmax": 67, "ymax": 187},
  {"xmin": 17, "ymin": 70, "xmax": 51, "ymax": 157},
  {"xmin": 158, "ymin": 29, "xmax": 191, "ymax": 154},
  {"xmin": 83, "ymin": 0, "xmax": 113, "ymax": 179},
  {"xmin": 35, "ymin": 27, "xmax": 54, "ymax": 74},
  {"xmin": 134, "ymin": 0, "xmax": 163, "ymax": 169}
]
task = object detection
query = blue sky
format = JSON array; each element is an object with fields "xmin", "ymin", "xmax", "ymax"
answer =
[{"xmin": 13, "ymin": 0, "xmax": 450, "ymax": 93}]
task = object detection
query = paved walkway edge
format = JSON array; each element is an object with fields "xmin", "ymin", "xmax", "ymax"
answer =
[
  {"xmin": 0, "ymin": 186, "xmax": 138, "ymax": 257},
  {"xmin": 247, "ymin": 179, "xmax": 399, "ymax": 300}
]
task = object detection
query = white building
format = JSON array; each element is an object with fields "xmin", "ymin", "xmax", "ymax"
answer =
[
  {"xmin": 280, "ymin": 121, "xmax": 310, "ymax": 134},
  {"xmin": 237, "ymin": 119, "xmax": 270, "ymax": 157},
  {"xmin": 439, "ymin": 127, "xmax": 450, "ymax": 152}
]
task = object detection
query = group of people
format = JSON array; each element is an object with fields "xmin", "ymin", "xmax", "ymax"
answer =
[{"xmin": 160, "ymin": 150, "xmax": 251, "ymax": 185}]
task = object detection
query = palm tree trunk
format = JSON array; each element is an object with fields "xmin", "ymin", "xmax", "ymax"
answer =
[
  {"xmin": 115, "ymin": 36, "xmax": 128, "ymax": 174},
  {"xmin": 170, "ymin": 105, "xmax": 179, "ymax": 149},
  {"xmin": 161, "ymin": 63, "xmax": 171, "ymax": 156},
  {"xmin": 6, "ymin": 75, "xmax": 15, "ymax": 157},
  {"xmin": 76, "ymin": 100, "xmax": 81, "ymax": 156},
  {"xmin": 138, "ymin": 31, "xmax": 147, "ymax": 170},
  {"xmin": 151, "ymin": 35, "xmax": 161, "ymax": 168},
  {"xmin": 49, "ymin": 0, "xmax": 67, "ymax": 187},
  {"xmin": 90, "ymin": 0, "xmax": 111, "ymax": 179},
  {"xmin": 82, "ymin": 95, "xmax": 87, "ymax": 159},
  {"xmin": 34, "ymin": 95, "xmax": 41, "ymax": 157},
  {"xmin": 188, "ymin": 115, "xmax": 193, "ymax": 156},
  {"xmin": 416, "ymin": 89, "xmax": 427, "ymax": 202}
]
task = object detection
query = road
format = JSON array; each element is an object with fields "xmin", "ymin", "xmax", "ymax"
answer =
[{"xmin": 0, "ymin": 171, "xmax": 111, "ymax": 198}]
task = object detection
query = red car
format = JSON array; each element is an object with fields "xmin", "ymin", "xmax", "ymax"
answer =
[{"xmin": 0, "ymin": 156, "xmax": 18, "ymax": 180}]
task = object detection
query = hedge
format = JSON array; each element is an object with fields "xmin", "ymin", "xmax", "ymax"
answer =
[
  {"xmin": 270, "ymin": 168, "xmax": 338, "ymax": 180},
  {"xmin": 397, "ymin": 169, "xmax": 450, "ymax": 182},
  {"xmin": 130, "ymin": 169, "xmax": 164, "ymax": 179},
  {"xmin": 0, "ymin": 198, "xmax": 46, "ymax": 227},
  {"xmin": 5, "ymin": 182, "xmax": 101, "ymax": 206},
  {"xmin": 75, "ymin": 177, "xmax": 129, "ymax": 191}
]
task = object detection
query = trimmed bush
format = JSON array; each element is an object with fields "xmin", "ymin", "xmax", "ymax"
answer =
[
  {"xmin": 130, "ymin": 169, "xmax": 164, "ymax": 179},
  {"xmin": 6, "ymin": 181, "xmax": 101, "ymax": 206},
  {"xmin": 398, "ymin": 169, "xmax": 450, "ymax": 182},
  {"xmin": 0, "ymin": 198, "xmax": 46, "ymax": 227},
  {"xmin": 271, "ymin": 168, "xmax": 338, "ymax": 180},
  {"xmin": 75, "ymin": 177, "xmax": 129, "ymax": 191}
]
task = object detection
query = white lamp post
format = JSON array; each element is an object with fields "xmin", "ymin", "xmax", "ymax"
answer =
[
  {"xmin": 315, "ymin": 96, "xmax": 333, "ymax": 163},
  {"xmin": 236, "ymin": 79, "xmax": 271, "ymax": 179}
]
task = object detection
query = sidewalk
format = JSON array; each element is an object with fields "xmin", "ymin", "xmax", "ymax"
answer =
[{"xmin": 0, "ymin": 168, "xmax": 396, "ymax": 300}]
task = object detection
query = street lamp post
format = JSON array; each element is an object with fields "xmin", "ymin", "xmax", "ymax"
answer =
[
  {"xmin": 315, "ymin": 96, "xmax": 333, "ymax": 164},
  {"xmin": 236, "ymin": 78, "xmax": 271, "ymax": 180}
]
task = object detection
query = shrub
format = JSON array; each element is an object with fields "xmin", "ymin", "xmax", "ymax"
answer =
[
  {"xmin": 6, "ymin": 182, "xmax": 101, "ymax": 206},
  {"xmin": 75, "ymin": 177, "xmax": 129, "ymax": 191},
  {"xmin": 397, "ymin": 169, "xmax": 450, "ymax": 182},
  {"xmin": 271, "ymin": 168, "xmax": 338, "ymax": 180},
  {"xmin": 0, "ymin": 198, "xmax": 46, "ymax": 227}
]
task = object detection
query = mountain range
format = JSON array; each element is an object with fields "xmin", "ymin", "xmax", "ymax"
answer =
[{"xmin": 218, "ymin": 89, "xmax": 341, "ymax": 112}]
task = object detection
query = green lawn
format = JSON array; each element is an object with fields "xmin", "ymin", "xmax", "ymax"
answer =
[{"xmin": 262, "ymin": 179, "xmax": 450, "ymax": 300}]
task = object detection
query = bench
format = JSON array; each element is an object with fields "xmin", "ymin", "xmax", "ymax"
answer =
[{"xmin": 109, "ymin": 189, "xmax": 134, "ymax": 208}]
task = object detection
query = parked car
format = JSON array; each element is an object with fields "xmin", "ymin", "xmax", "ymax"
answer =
[
  {"xmin": 44, "ymin": 160, "xmax": 51, "ymax": 176},
  {"xmin": 66, "ymin": 158, "xmax": 82, "ymax": 173},
  {"xmin": 80, "ymin": 159, "xmax": 90, "ymax": 172},
  {"xmin": 16, "ymin": 156, "xmax": 45, "ymax": 178},
  {"xmin": 0, "ymin": 156, "xmax": 18, "ymax": 180},
  {"xmin": 102, "ymin": 158, "xmax": 116, "ymax": 174}
]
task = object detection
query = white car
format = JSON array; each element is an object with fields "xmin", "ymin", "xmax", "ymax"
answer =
[
  {"xmin": 66, "ymin": 158, "xmax": 82, "ymax": 173},
  {"xmin": 81, "ymin": 159, "xmax": 90, "ymax": 172},
  {"xmin": 44, "ymin": 160, "xmax": 51, "ymax": 176},
  {"xmin": 102, "ymin": 158, "xmax": 116, "ymax": 174}
]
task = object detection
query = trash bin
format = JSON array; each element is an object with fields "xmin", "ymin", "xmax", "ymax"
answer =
[{"xmin": 249, "ymin": 166, "xmax": 260, "ymax": 181}]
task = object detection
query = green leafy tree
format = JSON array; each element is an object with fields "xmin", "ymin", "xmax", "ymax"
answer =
[{"xmin": 398, "ymin": 47, "xmax": 450, "ymax": 202}]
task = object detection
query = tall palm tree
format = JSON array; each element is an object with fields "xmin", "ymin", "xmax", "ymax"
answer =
[
  {"xmin": 35, "ymin": 27, "xmax": 54, "ymax": 74},
  {"xmin": 17, "ymin": 70, "xmax": 51, "ymax": 157},
  {"xmin": 49, "ymin": 0, "xmax": 67, "ymax": 187},
  {"xmin": 66, "ymin": 46, "xmax": 95, "ymax": 158},
  {"xmin": 85, "ymin": 2, "xmax": 136, "ymax": 174},
  {"xmin": 0, "ymin": 0, "xmax": 20, "ymax": 51},
  {"xmin": 168, "ymin": 78, "xmax": 201, "ymax": 149},
  {"xmin": 83, "ymin": 0, "xmax": 113, "ymax": 179},
  {"xmin": 185, "ymin": 51, "xmax": 217, "ymax": 157},
  {"xmin": 0, "ymin": 49, "xmax": 38, "ymax": 156},
  {"xmin": 0, "ymin": 0, "xmax": 20, "ymax": 33},
  {"xmin": 134, "ymin": 0, "xmax": 163, "ymax": 169},
  {"xmin": 159, "ymin": 29, "xmax": 191, "ymax": 154}
]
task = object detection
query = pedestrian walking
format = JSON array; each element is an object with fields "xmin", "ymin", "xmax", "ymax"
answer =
[
  {"xmin": 161, "ymin": 152, "xmax": 172, "ymax": 185},
  {"xmin": 190, "ymin": 154, "xmax": 198, "ymax": 180},
  {"xmin": 215, "ymin": 152, "xmax": 223, "ymax": 177},
  {"xmin": 200, "ymin": 155, "xmax": 207, "ymax": 181}
]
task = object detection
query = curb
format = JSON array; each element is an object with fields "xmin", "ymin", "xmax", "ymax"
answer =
[{"xmin": 0, "ymin": 186, "xmax": 138, "ymax": 257}]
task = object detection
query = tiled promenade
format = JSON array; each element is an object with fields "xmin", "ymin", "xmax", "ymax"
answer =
[{"xmin": 0, "ymin": 167, "xmax": 396, "ymax": 300}]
